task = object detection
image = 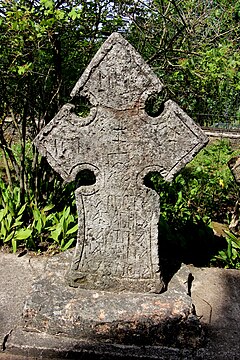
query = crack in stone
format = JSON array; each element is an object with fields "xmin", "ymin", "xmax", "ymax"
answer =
[{"xmin": 2, "ymin": 328, "xmax": 13, "ymax": 351}]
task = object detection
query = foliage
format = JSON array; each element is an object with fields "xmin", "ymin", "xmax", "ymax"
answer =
[
  {"xmin": 147, "ymin": 140, "xmax": 240, "ymax": 267},
  {"xmin": 212, "ymin": 231, "xmax": 240, "ymax": 269},
  {"xmin": 152, "ymin": 140, "xmax": 239, "ymax": 224},
  {"xmin": 122, "ymin": 0, "xmax": 240, "ymax": 125},
  {"xmin": 0, "ymin": 178, "xmax": 78, "ymax": 253},
  {"xmin": 0, "ymin": 0, "xmax": 121, "ymax": 205},
  {"xmin": 0, "ymin": 181, "xmax": 31, "ymax": 253},
  {"xmin": 47, "ymin": 206, "xmax": 78, "ymax": 252}
]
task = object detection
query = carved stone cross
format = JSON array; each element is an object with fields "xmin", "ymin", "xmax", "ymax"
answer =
[{"xmin": 34, "ymin": 33, "xmax": 208, "ymax": 293}]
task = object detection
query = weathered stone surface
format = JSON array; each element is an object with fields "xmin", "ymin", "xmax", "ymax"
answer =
[
  {"xmin": 6, "ymin": 329, "xmax": 202, "ymax": 360},
  {"xmin": 34, "ymin": 32, "xmax": 208, "ymax": 292},
  {"xmin": 3, "ymin": 251, "xmax": 240, "ymax": 359},
  {"xmin": 13, "ymin": 252, "xmax": 203, "ymax": 351}
]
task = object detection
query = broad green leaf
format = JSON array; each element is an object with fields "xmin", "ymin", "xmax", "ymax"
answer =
[
  {"xmin": 63, "ymin": 206, "xmax": 70, "ymax": 219},
  {"xmin": 61, "ymin": 238, "xmax": 75, "ymax": 251},
  {"xmin": 3, "ymin": 232, "xmax": 14, "ymax": 243},
  {"xmin": 36, "ymin": 219, "xmax": 42, "ymax": 234},
  {"xmin": 40, "ymin": 0, "xmax": 53, "ymax": 9},
  {"xmin": 68, "ymin": 214, "xmax": 74, "ymax": 222},
  {"xmin": 11, "ymin": 221, "xmax": 23, "ymax": 228},
  {"xmin": 56, "ymin": 10, "xmax": 65, "ymax": 20},
  {"xmin": 69, "ymin": 9, "xmax": 77, "ymax": 20},
  {"xmin": 66, "ymin": 224, "xmax": 78, "ymax": 235},
  {"xmin": 49, "ymin": 230, "xmax": 59, "ymax": 242},
  {"xmin": 50, "ymin": 224, "xmax": 62, "ymax": 242},
  {"xmin": 43, "ymin": 204, "xmax": 54, "ymax": 212},
  {"xmin": 15, "ymin": 228, "xmax": 32, "ymax": 240},
  {"xmin": 33, "ymin": 208, "xmax": 41, "ymax": 221},
  {"xmin": 17, "ymin": 204, "xmax": 27, "ymax": 216},
  {"xmin": 225, "ymin": 231, "xmax": 240, "ymax": 249}
]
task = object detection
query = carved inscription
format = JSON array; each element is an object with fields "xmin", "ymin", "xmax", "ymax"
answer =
[
  {"xmin": 79, "ymin": 193, "xmax": 156, "ymax": 278},
  {"xmin": 34, "ymin": 32, "xmax": 208, "ymax": 293}
]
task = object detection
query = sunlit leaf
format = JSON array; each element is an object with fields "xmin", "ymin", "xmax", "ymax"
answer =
[
  {"xmin": 66, "ymin": 224, "xmax": 78, "ymax": 235},
  {"xmin": 15, "ymin": 228, "xmax": 32, "ymax": 240}
]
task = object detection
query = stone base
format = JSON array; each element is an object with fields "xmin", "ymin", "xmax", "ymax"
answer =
[
  {"xmin": 7, "ymin": 251, "xmax": 204, "ymax": 358},
  {"xmin": 7, "ymin": 330, "xmax": 205, "ymax": 360},
  {"xmin": 66, "ymin": 269, "xmax": 163, "ymax": 293}
]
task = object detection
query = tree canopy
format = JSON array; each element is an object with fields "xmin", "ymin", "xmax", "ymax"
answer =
[{"xmin": 1, "ymin": 0, "xmax": 239, "ymax": 123}]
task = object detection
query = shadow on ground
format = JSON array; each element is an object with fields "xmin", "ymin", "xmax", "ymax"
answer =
[
  {"xmin": 189, "ymin": 266, "xmax": 240, "ymax": 359},
  {"xmin": 158, "ymin": 218, "xmax": 226, "ymax": 289}
]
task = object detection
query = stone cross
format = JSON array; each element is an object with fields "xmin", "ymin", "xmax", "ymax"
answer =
[{"xmin": 34, "ymin": 33, "xmax": 208, "ymax": 293}]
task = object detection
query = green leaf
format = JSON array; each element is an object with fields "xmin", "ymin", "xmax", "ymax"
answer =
[
  {"xmin": 59, "ymin": 214, "xmax": 65, "ymax": 226},
  {"xmin": 17, "ymin": 204, "xmax": 27, "ymax": 216},
  {"xmin": 56, "ymin": 10, "xmax": 65, "ymax": 20},
  {"xmin": 15, "ymin": 228, "xmax": 32, "ymax": 240},
  {"xmin": 49, "ymin": 224, "xmax": 62, "ymax": 242},
  {"xmin": 33, "ymin": 208, "xmax": 41, "ymax": 221},
  {"xmin": 11, "ymin": 221, "xmax": 23, "ymax": 228},
  {"xmin": 17, "ymin": 65, "xmax": 28, "ymax": 75},
  {"xmin": 3, "ymin": 232, "xmax": 15, "ymax": 243},
  {"xmin": 63, "ymin": 206, "xmax": 70, "ymax": 219},
  {"xmin": 1, "ymin": 222, "xmax": 7, "ymax": 238},
  {"xmin": 40, "ymin": 0, "xmax": 54, "ymax": 9},
  {"xmin": 46, "ymin": 213, "xmax": 55, "ymax": 222},
  {"xmin": 50, "ymin": 230, "xmax": 59, "ymax": 242},
  {"xmin": 225, "ymin": 231, "xmax": 240, "ymax": 249},
  {"xmin": 12, "ymin": 239, "xmax": 17, "ymax": 253},
  {"xmin": 16, "ymin": 215, "xmax": 24, "ymax": 222},
  {"xmin": 43, "ymin": 204, "xmax": 54, "ymax": 212},
  {"xmin": 3, "ymin": 206, "xmax": 9, "ymax": 217},
  {"xmin": 6, "ymin": 213, "xmax": 13, "ymax": 228},
  {"xmin": 69, "ymin": 9, "xmax": 77, "ymax": 20},
  {"xmin": 227, "ymin": 240, "xmax": 232, "ymax": 260},
  {"xmin": 0, "ymin": 209, "xmax": 5, "ymax": 222},
  {"xmin": 66, "ymin": 223, "xmax": 78, "ymax": 235},
  {"xmin": 36, "ymin": 219, "xmax": 42, "ymax": 234},
  {"xmin": 176, "ymin": 191, "xmax": 183, "ymax": 205},
  {"xmin": 61, "ymin": 238, "xmax": 75, "ymax": 251}
]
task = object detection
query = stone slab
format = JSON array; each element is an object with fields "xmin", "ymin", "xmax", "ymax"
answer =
[
  {"xmin": 0, "ymin": 252, "xmax": 48, "ymax": 348},
  {"xmin": 21, "ymin": 286, "xmax": 201, "ymax": 348},
  {"xmin": 5, "ymin": 329, "xmax": 201, "ymax": 360},
  {"xmin": 6, "ymin": 328, "xmax": 240, "ymax": 360},
  {"xmin": 1, "ymin": 251, "xmax": 240, "ymax": 359},
  {"xmin": 189, "ymin": 266, "xmax": 240, "ymax": 358},
  {"xmin": 6, "ymin": 251, "xmax": 202, "ymax": 355}
]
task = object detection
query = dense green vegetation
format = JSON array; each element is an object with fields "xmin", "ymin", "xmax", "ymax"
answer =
[
  {"xmin": 149, "ymin": 139, "xmax": 240, "ymax": 269},
  {"xmin": 0, "ymin": 0, "xmax": 240, "ymax": 266},
  {"xmin": 0, "ymin": 178, "xmax": 78, "ymax": 253}
]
